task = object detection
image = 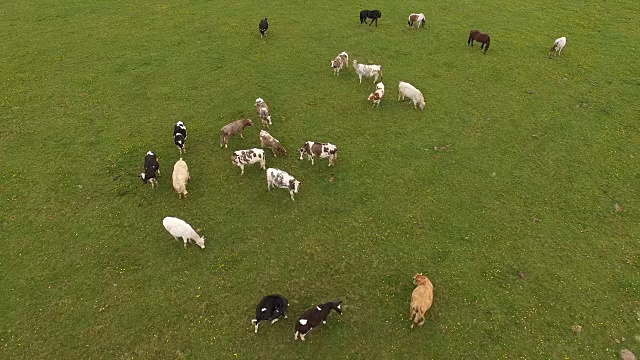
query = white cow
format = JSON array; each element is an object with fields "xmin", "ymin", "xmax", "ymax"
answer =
[
  {"xmin": 353, "ymin": 60, "xmax": 382, "ymax": 84},
  {"xmin": 232, "ymin": 148, "xmax": 266, "ymax": 175},
  {"xmin": 162, "ymin": 217, "xmax": 206, "ymax": 249},
  {"xmin": 549, "ymin": 36, "xmax": 567, "ymax": 58},
  {"xmin": 398, "ymin": 81, "xmax": 426, "ymax": 111},
  {"xmin": 266, "ymin": 168, "xmax": 301, "ymax": 201}
]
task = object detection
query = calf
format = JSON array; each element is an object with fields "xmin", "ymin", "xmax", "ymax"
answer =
[
  {"xmin": 359, "ymin": 10, "xmax": 382, "ymax": 26},
  {"xmin": 408, "ymin": 13, "xmax": 426, "ymax": 28},
  {"xmin": 162, "ymin": 216, "xmax": 205, "ymax": 249},
  {"xmin": 259, "ymin": 17, "xmax": 269, "ymax": 38},
  {"xmin": 255, "ymin": 98, "xmax": 272, "ymax": 127},
  {"xmin": 330, "ymin": 51, "xmax": 349, "ymax": 75},
  {"xmin": 353, "ymin": 60, "xmax": 382, "ymax": 84},
  {"xmin": 251, "ymin": 294, "xmax": 289, "ymax": 333},
  {"xmin": 220, "ymin": 118, "xmax": 253, "ymax": 148},
  {"xmin": 410, "ymin": 273, "xmax": 434, "ymax": 328},
  {"xmin": 259, "ymin": 130, "xmax": 287, "ymax": 157},
  {"xmin": 549, "ymin": 36, "xmax": 567, "ymax": 58},
  {"xmin": 294, "ymin": 300, "xmax": 343, "ymax": 341},
  {"xmin": 367, "ymin": 82, "xmax": 385, "ymax": 107},
  {"xmin": 172, "ymin": 158, "xmax": 190, "ymax": 199},
  {"xmin": 140, "ymin": 151, "xmax": 160, "ymax": 188},
  {"xmin": 266, "ymin": 168, "xmax": 301, "ymax": 201},
  {"xmin": 298, "ymin": 141, "xmax": 338, "ymax": 167},
  {"xmin": 173, "ymin": 121, "xmax": 187, "ymax": 155},
  {"xmin": 398, "ymin": 81, "xmax": 426, "ymax": 111},
  {"xmin": 232, "ymin": 148, "xmax": 266, "ymax": 175}
]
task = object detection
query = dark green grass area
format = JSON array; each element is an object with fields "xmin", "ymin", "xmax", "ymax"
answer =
[{"xmin": 1, "ymin": 0, "xmax": 639, "ymax": 358}]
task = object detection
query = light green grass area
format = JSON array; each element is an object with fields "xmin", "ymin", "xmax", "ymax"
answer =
[{"xmin": 1, "ymin": 0, "xmax": 639, "ymax": 358}]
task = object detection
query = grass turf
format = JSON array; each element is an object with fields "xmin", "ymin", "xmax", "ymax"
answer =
[{"xmin": 1, "ymin": 0, "xmax": 639, "ymax": 358}]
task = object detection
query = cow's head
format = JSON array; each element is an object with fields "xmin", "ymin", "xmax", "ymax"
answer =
[
  {"xmin": 413, "ymin": 273, "xmax": 429, "ymax": 285},
  {"xmin": 242, "ymin": 119, "xmax": 253, "ymax": 127},
  {"xmin": 331, "ymin": 299, "xmax": 343, "ymax": 314},
  {"xmin": 195, "ymin": 236, "xmax": 206, "ymax": 249},
  {"xmin": 289, "ymin": 179, "xmax": 300, "ymax": 193},
  {"xmin": 418, "ymin": 100, "xmax": 426, "ymax": 111}
]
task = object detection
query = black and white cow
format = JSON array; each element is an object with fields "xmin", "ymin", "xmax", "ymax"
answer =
[
  {"xmin": 173, "ymin": 121, "xmax": 187, "ymax": 155},
  {"xmin": 266, "ymin": 168, "xmax": 301, "ymax": 201},
  {"xmin": 232, "ymin": 148, "xmax": 266, "ymax": 175},
  {"xmin": 359, "ymin": 10, "xmax": 382, "ymax": 26},
  {"xmin": 259, "ymin": 18, "xmax": 269, "ymax": 38},
  {"xmin": 140, "ymin": 151, "xmax": 160, "ymax": 188},
  {"xmin": 294, "ymin": 299, "xmax": 343, "ymax": 341},
  {"xmin": 251, "ymin": 294, "xmax": 289, "ymax": 333},
  {"xmin": 298, "ymin": 141, "xmax": 338, "ymax": 166}
]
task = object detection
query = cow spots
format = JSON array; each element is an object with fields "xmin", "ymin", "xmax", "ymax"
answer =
[{"xmin": 299, "ymin": 319, "xmax": 308, "ymax": 325}]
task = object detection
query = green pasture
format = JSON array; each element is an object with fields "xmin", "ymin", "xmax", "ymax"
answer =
[{"xmin": 1, "ymin": 0, "xmax": 638, "ymax": 358}]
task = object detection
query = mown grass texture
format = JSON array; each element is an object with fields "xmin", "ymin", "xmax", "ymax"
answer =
[{"xmin": 1, "ymin": 0, "xmax": 639, "ymax": 358}]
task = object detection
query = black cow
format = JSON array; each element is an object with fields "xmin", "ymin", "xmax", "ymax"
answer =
[
  {"xmin": 359, "ymin": 10, "xmax": 382, "ymax": 26},
  {"xmin": 140, "ymin": 151, "xmax": 160, "ymax": 188},
  {"xmin": 251, "ymin": 294, "xmax": 289, "ymax": 333},
  {"xmin": 259, "ymin": 18, "xmax": 269, "ymax": 38},
  {"xmin": 173, "ymin": 121, "xmax": 187, "ymax": 155},
  {"xmin": 294, "ymin": 299, "xmax": 343, "ymax": 341}
]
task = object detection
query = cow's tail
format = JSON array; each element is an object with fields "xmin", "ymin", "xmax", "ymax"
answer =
[{"xmin": 484, "ymin": 38, "xmax": 490, "ymax": 53}]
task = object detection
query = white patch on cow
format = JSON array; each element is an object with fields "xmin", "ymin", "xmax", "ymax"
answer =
[
  {"xmin": 337, "ymin": 304, "xmax": 341, "ymax": 310},
  {"xmin": 261, "ymin": 308, "xmax": 267, "ymax": 312},
  {"xmin": 316, "ymin": 306, "xmax": 321, "ymax": 311},
  {"xmin": 299, "ymin": 319, "xmax": 308, "ymax": 325},
  {"xmin": 146, "ymin": 151, "xmax": 154, "ymax": 156}
]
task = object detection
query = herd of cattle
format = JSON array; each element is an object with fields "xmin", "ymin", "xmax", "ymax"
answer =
[{"xmin": 136, "ymin": 8, "xmax": 570, "ymax": 342}]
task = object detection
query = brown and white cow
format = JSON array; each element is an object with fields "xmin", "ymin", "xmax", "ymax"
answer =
[
  {"xmin": 231, "ymin": 148, "xmax": 266, "ymax": 175},
  {"xmin": 255, "ymin": 98, "xmax": 272, "ymax": 127},
  {"xmin": 331, "ymin": 51, "xmax": 349, "ymax": 76},
  {"xmin": 298, "ymin": 141, "xmax": 338, "ymax": 167},
  {"xmin": 408, "ymin": 13, "xmax": 426, "ymax": 29},
  {"xmin": 259, "ymin": 130, "xmax": 287, "ymax": 157}
]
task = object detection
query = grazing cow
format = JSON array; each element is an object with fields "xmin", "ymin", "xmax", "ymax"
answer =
[
  {"xmin": 549, "ymin": 36, "xmax": 567, "ymax": 58},
  {"xmin": 259, "ymin": 130, "xmax": 287, "ymax": 157},
  {"xmin": 172, "ymin": 158, "xmax": 190, "ymax": 199},
  {"xmin": 398, "ymin": 81, "xmax": 426, "ymax": 111},
  {"xmin": 255, "ymin": 98, "xmax": 272, "ymax": 127},
  {"xmin": 220, "ymin": 119, "xmax": 253, "ymax": 148},
  {"xmin": 294, "ymin": 300, "xmax": 343, "ymax": 341},
  {"xmin": 173, "ymin": 121, "xmax": 187, "ymax": 155},
  {"xmin": 410, "ymin": 273, "xmax": 434, "ymax": 329},
  {"xmin": 331, "ymin": 51, "xmax": 349, "ymax": 75},
  {"xmin": 266, "ymin": 168, "xmax": 301, "ymax": 201},
  {"xmin": 252, "ymin": 294, "xmax": 289, "ymax": 333},
  {"xmin": 359, "ymin": 10, "xmax": 382, "ymax": 26},
  {"xmin": 468, "ymin": 29, "xmax": 491, "ymax": 54},
  {"xmin": 352, "ymin": 60, "xmax": 382, "ymax": 84},
  {"xmin": 298, "ymin": 141, "xmax": 338, "ymax": 166},
  {"xmin": 408, "ymin": 13, "xmax": 426, "ymax": 28},
  {"xmin": 232, "ymin": 148, "xmax": 266, "ymax": 175},
  {"xmin": 259, "ymin": 18, "xmax": 269, "ymax": 38},
  {"xmin": 140, "ymin": 151, "xmax": 160, "ymax": 188},
  {"xmin": 368, "ymin": 82, "xmax": 385, "ymax": 107},
  {"xmin": 162, "ymin": 216, "xmax": 205, "ymax": 249}
]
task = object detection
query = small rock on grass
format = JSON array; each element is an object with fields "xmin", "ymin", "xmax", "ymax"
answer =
[
  {"xmin": 571, "ymin": 324, "xmax": 582, "ymax": 334},
  {"xmin": 615, "ymin": 203, "xmax": 623, "ymax": 213}
]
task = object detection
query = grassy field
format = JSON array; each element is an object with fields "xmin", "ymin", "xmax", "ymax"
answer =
[{"xmin": 1, "ymin": 0, "xmax": 639, "ymax": 358}]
